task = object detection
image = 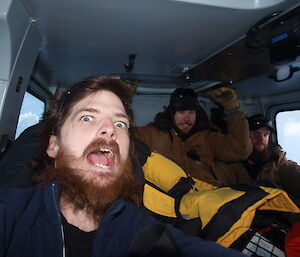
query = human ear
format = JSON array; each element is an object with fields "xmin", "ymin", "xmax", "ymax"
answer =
[{"xmin": 47, "ymin": 135, "xmax": 58, "ymax": 158}]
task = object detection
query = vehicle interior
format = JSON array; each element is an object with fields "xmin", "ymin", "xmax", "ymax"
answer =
[
  {"xmin": 0, "ymin": 0, "xmax": 300, "ymax": 162},
  {"xmin": 1, "ymin": 2, "xmax": 300, "ymax": 256}
]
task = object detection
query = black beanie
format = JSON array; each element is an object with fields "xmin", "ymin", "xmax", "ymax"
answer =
[
  {"xmin": 167, "ymin": 88, "xmax": 200, "ymax": 112},
  {"xmin": 247, "ymin": 114, "xmax": 274, "ymax": 132}
]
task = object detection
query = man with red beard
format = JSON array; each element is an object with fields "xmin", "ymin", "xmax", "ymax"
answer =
[
  {"xmin": 215, "ymin": 114, "xmax": 300, "ymax": 199},
  {"xmin": 134, "ymin": 87, "xmax": 251, "ymax": 186},
  {"xmin": 0, "ymin": 76, "xmax": 247, "ymax": 257}
]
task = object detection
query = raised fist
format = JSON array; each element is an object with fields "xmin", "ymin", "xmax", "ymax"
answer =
[{"xmin": 211, "ymin": 87, "xmax": 239, "ymax": 110}]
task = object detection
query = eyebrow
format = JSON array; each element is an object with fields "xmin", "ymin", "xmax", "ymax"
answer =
[
  {"xmin": 72, "ymin": 108, "xmax": 98, "ymax": 117},
  {"xmin": 253, "ymin": 131, "xmax": 270, "ymax": 135},
  {"xmin": 72, "ymin": 107, "xmax": 130, "ymax": 121}
]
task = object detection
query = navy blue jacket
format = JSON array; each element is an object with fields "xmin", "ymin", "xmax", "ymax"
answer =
[{"xmin": 0, "ymin": 182, "xmax": 246, "ymax": 257}]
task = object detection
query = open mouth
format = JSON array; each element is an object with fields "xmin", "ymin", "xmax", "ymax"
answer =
[
  {"xmin": 86, "ymin": 147, "xmax": 115, "ymax": 169},
  {"xmin": 180, "ymin": 123, "xmax": 192, "ymax": 130}
]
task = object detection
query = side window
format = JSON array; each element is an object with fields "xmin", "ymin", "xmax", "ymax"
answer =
[
  {"xmin": 15, "ymin": 91, "xmax": 46, "ymax": 139},
  {"xmin": 275, "ymin": 110, "xmax": 300, "ymax": 164}
]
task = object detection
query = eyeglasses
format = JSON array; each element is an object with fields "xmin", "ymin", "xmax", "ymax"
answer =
[{"xmin": 57, "ymin": 90, "xmax": 71, "ymax": 114}]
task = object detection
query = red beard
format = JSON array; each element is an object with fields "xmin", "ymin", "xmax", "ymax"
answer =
[{"xmin": 39, "ymin": 139, "xmax": 143, "ymax": 222}]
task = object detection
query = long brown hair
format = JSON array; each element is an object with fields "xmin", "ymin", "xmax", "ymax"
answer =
[{"xmin": 33, "ymin": 76, "xmax": 136, "ymax": 179}]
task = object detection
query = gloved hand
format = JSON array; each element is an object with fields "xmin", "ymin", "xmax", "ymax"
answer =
[{"xmin": 211, "ymin": 87, "xmax": 239, "ymax": 110}]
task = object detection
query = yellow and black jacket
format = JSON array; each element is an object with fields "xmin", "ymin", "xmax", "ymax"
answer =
[{"xmin": 139, "ymin": 145, "xmax": 300, "ymax": 248}]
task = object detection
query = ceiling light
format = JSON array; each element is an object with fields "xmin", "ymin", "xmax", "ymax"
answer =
[{"xmin": 269, "ymin": 65, "xmax": 300, "ymax": 82}]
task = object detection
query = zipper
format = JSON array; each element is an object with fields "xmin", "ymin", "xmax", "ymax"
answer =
[{"xmin": 51, "ymin": 183, "xmax": 66, "ymax": 257}]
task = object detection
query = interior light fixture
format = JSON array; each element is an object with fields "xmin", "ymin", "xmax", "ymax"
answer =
[{"xmin": 269, "ymin": 65, "xmax": 300, "ymax": 82}]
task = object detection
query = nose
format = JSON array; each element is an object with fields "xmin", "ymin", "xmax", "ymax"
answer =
[
  {"xmin": 96, "ymin": 120, "xmax": 116, "ymax": 139},
  {"xmin": 183, "ymin": 113, "xmax": 190, "ymax": 121},
  {"xmin": 256, "ymin": 134, "xmax": 264, "ymax": 143}
]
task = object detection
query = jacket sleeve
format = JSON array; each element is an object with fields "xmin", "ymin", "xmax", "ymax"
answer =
[
  {"xmin": 277, "ymin": 151, "xmax": 300, "ymax": 199},
  {"xmin": 168, "ymin": 225, "xmax": 247, "ymax": 257},
  {"xmin": 132, "ymin": 126, "xmax": 157, "ymax": 150},
  {"xmin": 208, "ymin": 111, "xmax": 252, "ymax": 162}
]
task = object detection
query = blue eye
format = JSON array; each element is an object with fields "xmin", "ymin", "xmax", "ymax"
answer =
[
  {"xmin": 80, "ymin": 115, "xmax": 94, "ymax": 122},
  {"xmin": 115, "ymin": 121, "xmax": 128, "ymax": 128}
]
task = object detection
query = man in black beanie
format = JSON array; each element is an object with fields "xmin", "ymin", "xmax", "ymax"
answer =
[
  {"xmin": 164, "ymin": 88, "xmax": 209, "ymax": 139},
  {"xmin": 133, "ymin": 87, "xmax": 251, "ymax": 186}
]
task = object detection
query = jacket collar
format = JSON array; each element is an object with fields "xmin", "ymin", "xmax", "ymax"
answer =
[{"xmin": 43, "ymin": 181, "xmax": 126, "ymax": 226}]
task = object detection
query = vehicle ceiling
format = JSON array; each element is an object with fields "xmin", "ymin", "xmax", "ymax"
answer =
[{"xmin": 23, "ymin": 0, "xmax": 300, "ymax": 95}]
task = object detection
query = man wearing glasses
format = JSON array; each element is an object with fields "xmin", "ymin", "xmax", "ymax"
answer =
[{"xmin": 133, "ymin": 87, "xmax": 252, "ymax": 186}]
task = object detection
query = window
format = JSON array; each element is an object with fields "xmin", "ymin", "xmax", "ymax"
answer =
[
  {"xmin": 276, "ymin": 110, "xmax": 300, "ymax": 164},
  {"xmin": 15, "ymin": 92, "xmax": 46, "ymax": 139}
]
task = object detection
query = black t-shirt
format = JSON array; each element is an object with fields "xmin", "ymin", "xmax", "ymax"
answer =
[{"xmin": 62, "ymin": 215, "xmax": 96, "ymax": 257}]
